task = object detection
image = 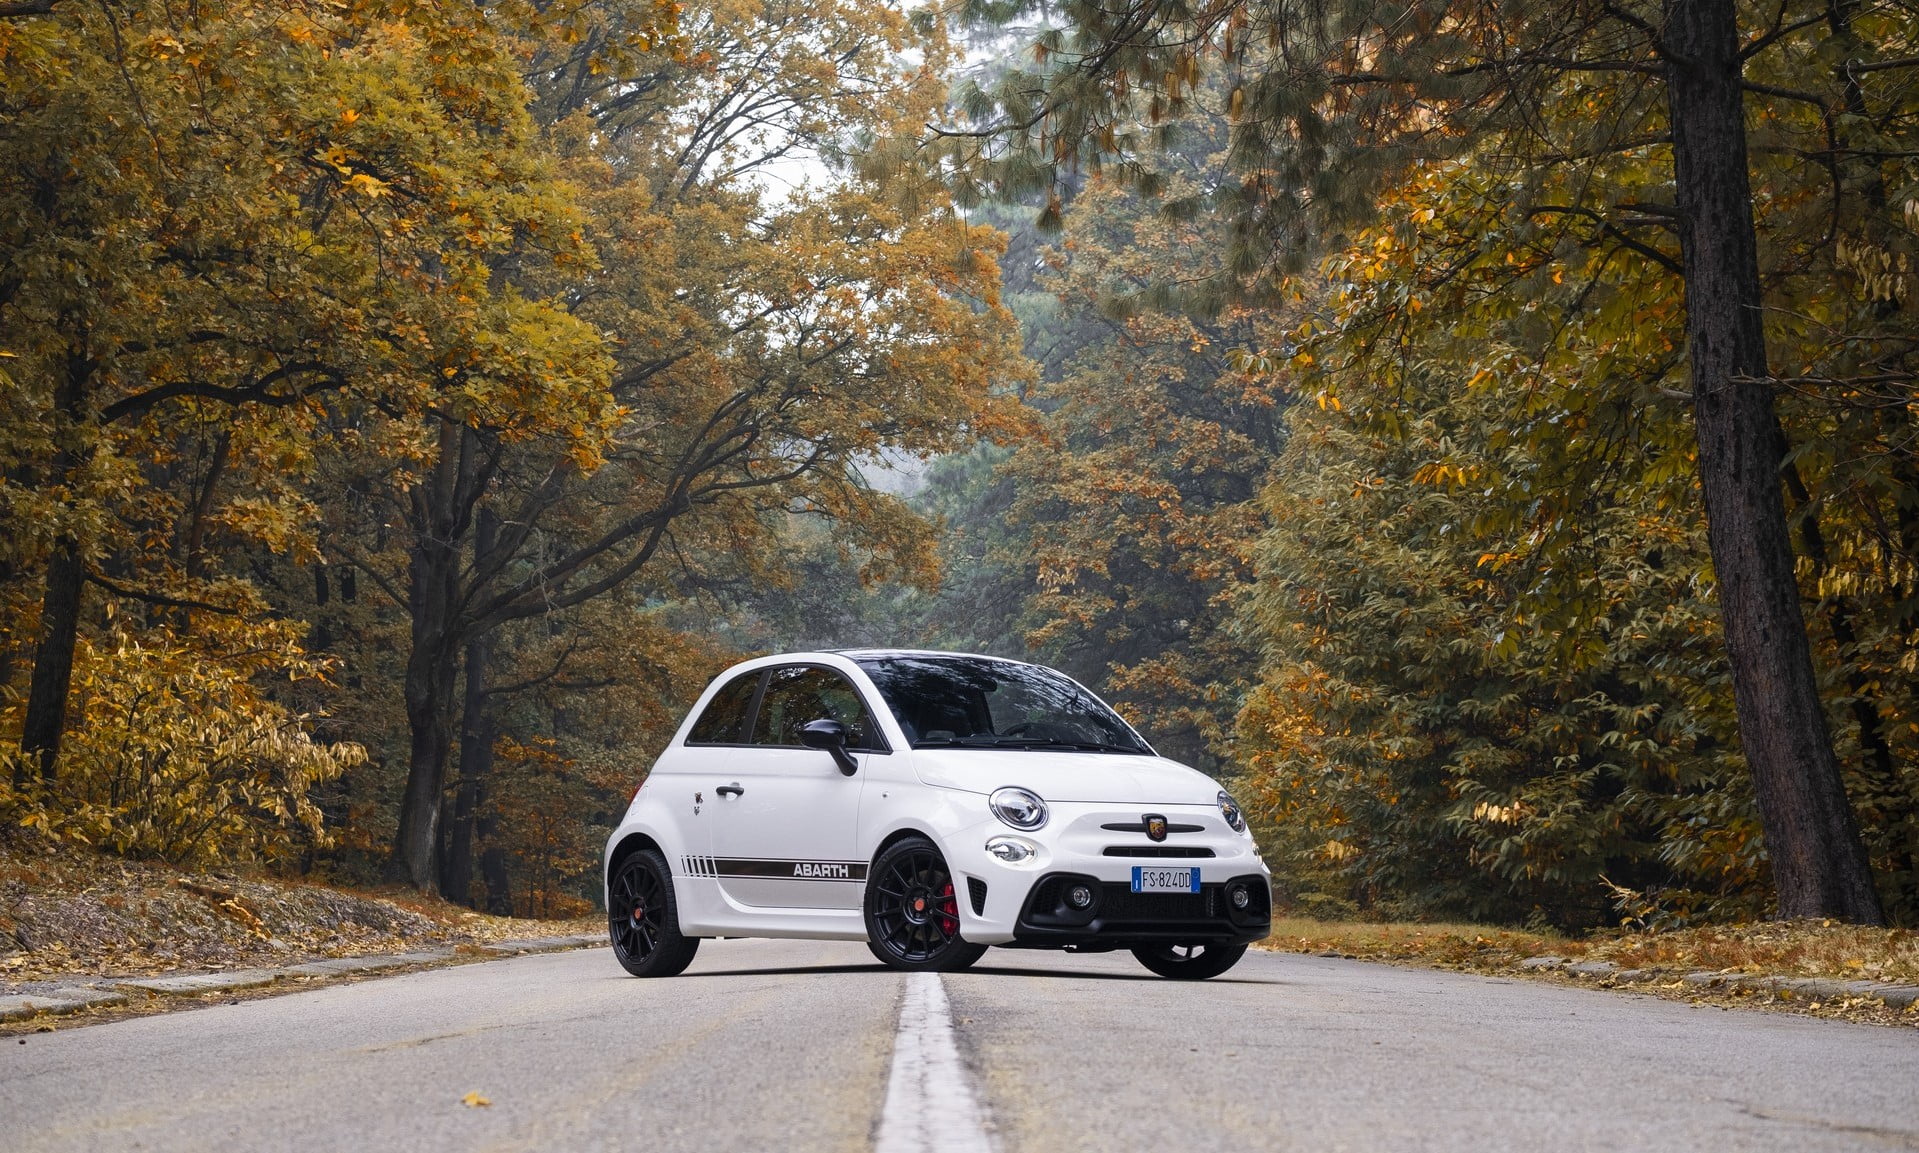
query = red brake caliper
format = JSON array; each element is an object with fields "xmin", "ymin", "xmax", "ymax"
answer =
[{"xmin": 937, "ymin": 881, "xmax": 959, "ymax": 935}]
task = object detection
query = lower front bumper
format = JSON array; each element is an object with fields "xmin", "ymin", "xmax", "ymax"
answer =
[{"xmin": 1004, "ymin": 872, "xmax": 1272, "ymax": 948}]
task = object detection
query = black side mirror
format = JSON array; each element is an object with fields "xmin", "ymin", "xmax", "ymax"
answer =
[{"xmin": 799, "ymin": 718, "xmax": 859, "ymax": 776}]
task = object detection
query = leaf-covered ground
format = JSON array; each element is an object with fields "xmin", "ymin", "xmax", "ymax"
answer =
[
  {"xmin": 0, "ymin": 834, "xmax": 597, "ymax": 984},
  {"xmin": 1263, "ymin": 916, "xmax": 1919, "ymax": 1027}
]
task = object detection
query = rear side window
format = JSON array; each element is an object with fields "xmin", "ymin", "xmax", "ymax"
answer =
[
  {"xmin": 685, "ymin": 672, "xmax": 761, "ymax": 744},
  {"xmin": 751, "ymin": 666, "xmax": 883, "ymax": 751}
]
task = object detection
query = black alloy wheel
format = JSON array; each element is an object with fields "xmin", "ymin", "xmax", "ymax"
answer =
[
  {"xmin": 1131, "ymin": 941, "xmax": 1248, "ymax": 980},
  {"xmin": 609, "ymin": 849, "xmax": 700, "ymax": 978},
  {"xmin": 864, "ymin": 836, "xmax": 989, "ymax": 971}
]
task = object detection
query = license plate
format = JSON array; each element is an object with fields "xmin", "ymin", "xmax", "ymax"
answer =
[{"xmin": 1131, "ymin": 866, "xmax": 1200, "ymax": 893}]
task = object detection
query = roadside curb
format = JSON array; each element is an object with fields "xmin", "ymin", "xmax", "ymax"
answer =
[
  {"xmin": 1516, "ymin": 955, "xmax": 1919, "ymax": 1008},
  {"xmin": 1, "ymin": 933, "xmax": 606, "ymax": 1025}
]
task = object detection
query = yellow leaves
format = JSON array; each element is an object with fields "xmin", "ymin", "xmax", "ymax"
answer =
[
  {"xmin": 1411, "ymin": 461, "xmax": 1474, "ymax": 489},
  {"xmin": 346, "ymin": 172, "xmax": 389, "ymax": 198},
  {"xmin": 14, "ymin": 621, "xmax": 363, "ymax": 866},
  {"xmin": 461, "ymin": 1092, "xmax": 492, "ymax": 1108},
  {"xmin": 1469, "ymin": 800, "xmax": 1529, "ymax": 825}
]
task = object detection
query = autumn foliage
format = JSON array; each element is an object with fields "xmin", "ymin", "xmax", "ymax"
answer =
[
  {"xmin": 10, "ymin": 0, "xmax": 1919, "ymax": 938},
  {"xmin": 0, "ymin": 0, "xmax": 1024, "ymax": 909}
]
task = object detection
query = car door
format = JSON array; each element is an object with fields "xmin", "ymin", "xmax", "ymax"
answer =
[
  {"xmin": 707, "ymin": 664, "xmax": 879, "ymax": 910},
  {"xmin": 667, "ymin": 668, "xmax": 766, "ymax": 925}
]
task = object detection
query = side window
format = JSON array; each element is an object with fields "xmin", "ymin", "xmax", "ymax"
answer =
[
  {"xmin": 751, "ymin": 666, "xmax": 883, "ymax": 751},
  {"xmin": 685, "ymin": 672, "xmax": 761, "ymax": 744}
]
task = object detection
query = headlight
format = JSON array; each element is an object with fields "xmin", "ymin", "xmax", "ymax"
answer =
[
  {"xmin": 989, "ymin": 786, "xmax": 1048, "ymax": 831},
  {"xmin": 985, "ymin": 836, "xmax": 1036, "ymax": 862},
  {"xmin": 1218, "ymin": 790, "xmax": 1247, "ymax": 834}
]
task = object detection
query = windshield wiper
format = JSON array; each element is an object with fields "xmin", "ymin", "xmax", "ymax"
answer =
[
  {"xmin": 912, "ymin": 734, "xmax": 1144, "ymax": 753},
  {"xmin": 985, "ymin": 736, "xmax": 1143, "ymax": 754}
]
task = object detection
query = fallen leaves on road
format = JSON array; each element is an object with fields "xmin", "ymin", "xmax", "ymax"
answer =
[{"xmin": 462, "ymin": 1092, "xmax": 492, "ymax": 1108}]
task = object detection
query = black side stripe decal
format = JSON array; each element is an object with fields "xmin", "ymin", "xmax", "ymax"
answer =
[{"xmin": 680, "ymin": 856, "xmax": 867, "ymax": 881}]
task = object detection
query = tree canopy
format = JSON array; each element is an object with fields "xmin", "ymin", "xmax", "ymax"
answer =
[{"xmin": 6, "ymin": 0, "xmax": 1919, "ymax": 931}]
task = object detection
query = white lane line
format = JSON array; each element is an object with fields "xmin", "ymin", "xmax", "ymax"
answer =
[{"xmin": 875, "ymin": 971, "xmax": 994, "ymax": 1153}]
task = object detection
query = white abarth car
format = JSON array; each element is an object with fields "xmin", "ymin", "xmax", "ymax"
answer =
[{"xmin": 603, "ymin": 650, "xmax": 1271, "ymax": 979}]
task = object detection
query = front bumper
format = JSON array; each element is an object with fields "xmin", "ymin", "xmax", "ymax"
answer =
[
  {"xmin": 940, "ymin": 800, "xmax": 1272, "ymax": 946},
  {"xmin": 1006, "ymin": 872, "xmax": 1271, "ymax": 948}
]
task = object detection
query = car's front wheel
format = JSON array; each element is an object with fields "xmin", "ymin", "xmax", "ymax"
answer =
[
  {"xmin": 609, "ymin": 849, "xmax": 700, "ymax": 978},
  {"xmin": 864, "ymin": 836, "xmax": 988, "ymax": 972},
  {"xmin": 1131, "ymin": 941, "xmax": 1248, "ymax": 980}
]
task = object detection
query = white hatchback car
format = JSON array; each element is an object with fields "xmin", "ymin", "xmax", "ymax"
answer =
[{"xmin": 603, "ymin": 650, "xmax": 1272, "ymax": 979}]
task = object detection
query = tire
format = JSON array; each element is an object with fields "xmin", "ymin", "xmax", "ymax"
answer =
[
  {"xmin": 864, "ymin": 836, "xmax": 985, "ymax": 972},
  {"xmin": 609, "ymin": 849, "xmax": 700, "ymax": 978},
  {"xmin": 1131, "ymin": 942, "xmax": 1248, "ymax": 980},
  {"xmin": 867, "ymin": 939, "xmax": 988, "ymax": 970}
]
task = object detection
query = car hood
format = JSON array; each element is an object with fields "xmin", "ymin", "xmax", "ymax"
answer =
[{"xmin": 908, "ymin": 749, "xmax": 1222, "ymax": 805}]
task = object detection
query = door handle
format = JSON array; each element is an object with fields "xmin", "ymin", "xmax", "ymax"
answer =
[{"xmin": 715, "ymin": 783, "xmax": 745, "ymax": 798}]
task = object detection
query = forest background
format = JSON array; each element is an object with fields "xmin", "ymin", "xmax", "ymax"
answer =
[{"xmin": 4, "ymin": 0, "xmax": 1919, "ymax": 933}]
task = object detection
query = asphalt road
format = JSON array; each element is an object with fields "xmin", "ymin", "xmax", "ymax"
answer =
[{"xmin": 5, "ymin": 939, "xmax": 1917, "ymax": 1152}]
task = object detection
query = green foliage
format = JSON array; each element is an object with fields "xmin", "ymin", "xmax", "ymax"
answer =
[
  {"xmin": 1225, "ymin": 10, "xmax": 1919, "ymax": 923},
  {"xmin": 1239, "ymin": 369, "xmax": 1762, "ymax": 927}
]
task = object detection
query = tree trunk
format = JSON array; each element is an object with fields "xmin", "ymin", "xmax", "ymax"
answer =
[
  {"xmin": 479, "ymin": 824, "xmax": 512, "ymax": 915},
  {"xmin": 1783, "ymin": 461, "xmax": 1917, "ymax": 913},
  {"xmin": 388, "ymin": 423, "xmax": 473, "ymax": 891},
  {"xmin": 18, "ymin": 540, "xmax": 84, "ymax": 784},
  {"xmin": 18, "ymin": 336, "xmax": 95, "ymax": 786},
  {"xmin": 1663, "ymin": 0, "xmax": 1884, "ymax": 922},
  {"xmin": 441, "ymin": 509, "xmax": 499, "ymax": 906},
  {"xmin": 393, "ymin": 622, "xmax": 459, "ymax": 890}
]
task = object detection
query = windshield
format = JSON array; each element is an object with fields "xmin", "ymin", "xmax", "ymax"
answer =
[{"xmin": 855, "ymin": 655, "xmax": 1152, "ymax": 754}]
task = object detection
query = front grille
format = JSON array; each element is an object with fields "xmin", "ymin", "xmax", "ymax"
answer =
[
  {"xmin": 1100, "ymin": 885, "xmax": 1217, "ymax": 920},
  {"xmin": 1102, "ymin": 846, "xmax": 1215, "ymax": 858},
  {"xmin": 966, "ymin": 876, "xmax": 988, "ymax": 916},
  {"xmin": 1099, "ymin": 820, "xmax": 1205, "ymax": 835}
]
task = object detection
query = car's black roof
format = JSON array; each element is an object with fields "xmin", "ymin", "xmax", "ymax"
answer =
[{"xmin": 829, "ymin": 648, "xmax": 1030, "ymax": 664}]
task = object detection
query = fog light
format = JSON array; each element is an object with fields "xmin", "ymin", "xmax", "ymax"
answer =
[
  {"xmin": 985, "ymin": 836, "xmax": 1035, "ymax": 862},
  {"xmin": 1229, "ymin": 883, "xmax": 1252, "ymax": 910},
  {"xmin": 1066, "ymin": 884, "xmax": 1096, "ymax": 910}
]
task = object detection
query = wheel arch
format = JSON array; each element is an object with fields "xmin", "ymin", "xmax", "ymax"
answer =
[
  {"xmin": 605, "ymin": 831, "xmax": 666, "ymax": 897},
  {"xmin": 870, "ymin": 825, "xmax": 940, "ymax": 865}
]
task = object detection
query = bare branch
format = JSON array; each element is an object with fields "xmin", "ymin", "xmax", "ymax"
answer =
[
  {"xmin": 1528, "ymin": 205, "xmax": 1685, "ymax": 273},
  {"xmin": 86, "ymin": 571, "xmax": 243, "ymax": 615},
  {"xmin": 1741, "ymin": 80, "xmax": 1826, "ymax": 107},
  {"xmin": 320, "ymin": 543, "xmax": 409, "ymax": 610},
  {"xmin": 99, "ymin": 363, "xmax": 346, "ymax": 423},
  {"xmin": 1850, "ymin": 55, "xmax": 1919, "ymax": 74}
]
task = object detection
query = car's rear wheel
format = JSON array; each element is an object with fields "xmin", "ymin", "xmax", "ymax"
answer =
[
  {"xmin": 609, "ymin": 849, "xmax": 700, "ymax": 978},
  {"xmin": 1131, "ymin": 941, "xmax": 1248, "ymax": 980},
  {"xmin": 864, "ymin": 836, "xmax": 987, "ymax": 972}
]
